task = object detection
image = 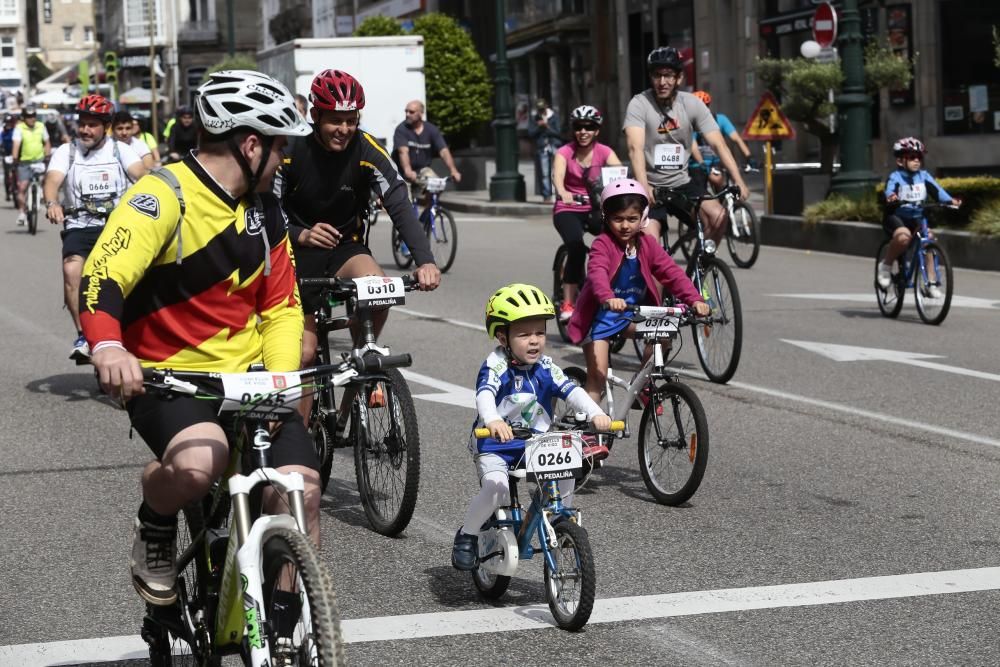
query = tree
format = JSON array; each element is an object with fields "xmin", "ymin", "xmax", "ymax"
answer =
[
  {"xmin": 202, "ymin": 54, "xmax": 257, "ymax": 82},
  {"xmin": 355, "ymin": 12, "xmax": 492, "ymax": 141},
  {"xmin": 354, "ymin": 15, "xmax": 405, "ymax": 37},
  {"xmin": 757, "ymin": 41, "xmax": 913, "ymax": 173}
]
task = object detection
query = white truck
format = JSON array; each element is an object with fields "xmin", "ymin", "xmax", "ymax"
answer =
[{"xmin": 256, "ymin": 36, "xmax": 425, "ymax": 153}]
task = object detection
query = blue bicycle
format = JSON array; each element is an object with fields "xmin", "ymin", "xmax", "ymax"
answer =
[
  {"xmin": 391, "ymin": 175, "xmax": 458, "ymax": 272},
  {"xmin": 469, "ymin": 417, "xmax": 622, "ymax": 631},
  {"xmin": 875, "ymin": 202, "xmax": 956, "ymax": 325}
]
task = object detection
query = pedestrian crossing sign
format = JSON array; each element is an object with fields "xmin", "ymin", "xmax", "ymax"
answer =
[{"xmin": 742, "ymin": 92, "xmax": 796, "ymax": 141}]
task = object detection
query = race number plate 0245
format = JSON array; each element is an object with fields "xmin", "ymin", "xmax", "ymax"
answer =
[
  {"xmin": 219, "ymin": 372, "xmax": 303, "ymax": 417},
  {"xmin": 353, "ymin": 276, "xmax": 406, "ymax": 308},
  {"xmin": 525, "ymin": 433, "xmax": 584, "ymax": 481}
]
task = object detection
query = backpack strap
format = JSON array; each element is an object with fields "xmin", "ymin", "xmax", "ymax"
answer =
[{"xmin": 148, "ymin": 167, "xmax": 186, "ymax": 265}]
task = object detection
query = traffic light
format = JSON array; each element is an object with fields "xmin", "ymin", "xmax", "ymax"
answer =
[{"xmin": 104, "ymin": 51, "xmax": 118, "ymax": 86}]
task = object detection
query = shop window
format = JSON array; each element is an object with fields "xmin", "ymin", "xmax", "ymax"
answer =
[{"xmin": 939, "ymin": 2, "xmax": 1000, "ymax": 135}]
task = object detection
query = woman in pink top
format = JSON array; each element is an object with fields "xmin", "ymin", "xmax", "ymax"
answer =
[{"xmin": 552, "ymin": 105, "xmax": 622, "ymax": 322}]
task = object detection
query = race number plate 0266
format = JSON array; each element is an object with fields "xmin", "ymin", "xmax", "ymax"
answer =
[
  {"xmin": 353, "ymin": 276, "xmax": 406, "ymax": 308},
  {"xmin": 219, "ymin": 372, "xmax": 302, "ymax": 416},
  {"xmin": 525, "ymin": 433, "xmax": 583, "ymax": 481}
]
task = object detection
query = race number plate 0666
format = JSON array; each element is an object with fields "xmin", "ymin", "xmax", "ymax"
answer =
[
  {"xmin": 525, "ymin": 434, "xmax": 583, "ymax": 481},
  {"xmin": 353, "ymin": 276, "xmax": 406, "ymax": 308}
]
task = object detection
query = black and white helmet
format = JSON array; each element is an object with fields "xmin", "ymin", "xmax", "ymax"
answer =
[
  {"xmin": 570, "ymin": 105, "xmax": 603, "ymax": 126},
  {"xmin": 195, "ymin": 70, "xmax": 311, "ymax": 137},
  {"xmin": 892, "ymin": 136, "xmax": 925, "ymax": 157}
]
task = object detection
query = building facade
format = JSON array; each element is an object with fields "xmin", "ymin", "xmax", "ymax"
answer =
[
  {"xmin": 0, "ymin": 1, "xmax": 29, "ymax": 93},
  {"xmin": 32, "ymin": 0, "xmax": 97, "ymax": 72}
]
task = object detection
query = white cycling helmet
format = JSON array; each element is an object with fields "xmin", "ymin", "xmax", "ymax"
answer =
[
  {"xmin": 570, "ymin": 105, "xmax": 603, "ymax": 126},
  {"xmin": 196, "ymin": 70, "xmax": 310, "ymax": 137}
]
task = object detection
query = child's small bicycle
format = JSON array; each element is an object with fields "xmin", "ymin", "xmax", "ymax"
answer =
[
  {"xmin": 875, "ymin": 202, "xmax": 956, "ymax": 325},
  {"xmin": 469, "ymin": 417, "xmax": 623, "ymax": 631},
  {"xmin": 561, "ymin": 305, "xmax": 710, "ymax": 506}
]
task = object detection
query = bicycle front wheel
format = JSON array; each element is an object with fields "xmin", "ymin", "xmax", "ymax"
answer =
[
  {"xmin": 261, "ymin": 528, "xmax": 344, "ymax": 667},
  {"xmin": 874, "ymin": 241, "xmax": 905, "ymax": 318},
  {"xmin": 726, "ymin": 201, "xmax": 760, "ymax": 268},
  {"xmin": 544, "ymin": 520, "xmax": 596, "ymax": 631},
  {"xmin": 638, "ymin": 381, "xmax": 709, "ymax": 506},
  {"xmin": 690, "ymin": 256, "xmax": 743, "ymax": 383},
  {"xmin": 913, "ymin": 242, "xmax": 953, "ymax": 325},
  {"xmin": 353, "ymin": 367, "xmax": 421, "ymax": 536},
  {"xmin": 390, "ymin": 226, "xmax": 414, "ymax": 269},
  {"xmin": 428, "ymin": 206, "xmax": 458, "ymax": 272}
]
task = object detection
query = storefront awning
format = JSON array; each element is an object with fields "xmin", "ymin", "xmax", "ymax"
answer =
[{"xmin": 489, "ymin": 36, "xmax": 558, "ymax": 62}]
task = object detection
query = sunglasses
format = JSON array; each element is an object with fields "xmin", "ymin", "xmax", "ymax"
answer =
[{"xmin": 574, "ymin": 124, "xmax": 599, "ymax": 132}]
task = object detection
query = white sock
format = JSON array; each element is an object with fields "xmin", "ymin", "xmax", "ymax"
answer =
[{"xmin": 460, "ymin": 471, "xmax": 510, "ymax": 535}]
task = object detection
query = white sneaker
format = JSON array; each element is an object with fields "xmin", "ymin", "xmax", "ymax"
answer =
[
  {"xmin": 130, "ymin": 517, "xmax": 178, "ymax": 606},
  {"xmin": 16, "ymin": 212, "xmax": 25, "ymax": 226},
  {"xmin": 876, "ymin": 262, "xmax": 892, "ymax": 289},
  {"xmin": 927, "ymin": 284, "xmax": 944, "ymax": 299}
]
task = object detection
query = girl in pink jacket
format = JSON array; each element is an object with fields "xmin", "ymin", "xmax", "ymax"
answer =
[{"xmin": 566, "ymin": 179, "xmax": 710, "ymax": 403}]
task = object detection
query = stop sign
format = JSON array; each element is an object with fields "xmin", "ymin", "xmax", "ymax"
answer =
[{"xmin": 813, "ymin": 2, "xmax": 838, "ymax": 48}]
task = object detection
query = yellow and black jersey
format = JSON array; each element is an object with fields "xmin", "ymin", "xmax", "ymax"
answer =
[{"xmin": 80, "ymin": 155, "xmax": 303, "ymax": 373}]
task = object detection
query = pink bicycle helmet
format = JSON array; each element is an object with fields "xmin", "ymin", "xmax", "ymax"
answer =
[{"xmin": 600, "ymin": 178, "xmax": 650, "ymax": 224}]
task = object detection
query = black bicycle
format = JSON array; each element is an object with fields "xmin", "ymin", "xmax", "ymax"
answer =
[
  {"xmin": 657, "ymin": 185, "xmax": 743, "ymax": 384},
  {"xmin": 299, "ymin": 274, "xmax": 421, "ymax": 536}
]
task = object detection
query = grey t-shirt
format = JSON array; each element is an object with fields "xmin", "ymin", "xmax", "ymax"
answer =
[
  {"xmin": 392, "ymin": 120, "xmax": 447, "ymax": 172},
  {"xmin": 623, "ymin": 89, "xmax": 719, "ymax": 188}
]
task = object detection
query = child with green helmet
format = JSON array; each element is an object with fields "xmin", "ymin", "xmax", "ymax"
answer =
[{"xmin": 452, "ymin": 283, "xmax": 611, "ymax": 571}]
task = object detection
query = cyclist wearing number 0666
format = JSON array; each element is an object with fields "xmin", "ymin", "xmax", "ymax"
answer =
[
  {"xmin": 81, "ymin": 70, "xmax": 320, "ymax": 607},
  {"xmin": 624, "ymin": 47, "xmax": 749, "ymax": 245},
  {"xmin": 277, "ymin": 69, "xmax": 440, "ymax": 372}
]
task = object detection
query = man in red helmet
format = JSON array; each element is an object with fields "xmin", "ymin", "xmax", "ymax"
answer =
[
  {"xmin": 43, "ymin": 93, "xmax": 147, "ymax": 361},
  {"xmin": 278, "ymin": 69, "xmax": 441, "ymax": 403}
]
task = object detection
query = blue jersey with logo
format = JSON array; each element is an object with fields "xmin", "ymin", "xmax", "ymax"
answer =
[
  {"xmin": 474, "ymin": 348, "xmax": 575, "ymax": 438},
  {"xmin": 590, "ymin": 253, "xmax": 645, "ymax": 341},
  {"xmin": 884, "ymin": 168, "xmax": 953, "ymax": 219}
]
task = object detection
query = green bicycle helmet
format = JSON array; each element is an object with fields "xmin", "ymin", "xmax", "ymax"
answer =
[{"xmin": 484, "ymin": 283, "xmax": 555, "ymax": 339}]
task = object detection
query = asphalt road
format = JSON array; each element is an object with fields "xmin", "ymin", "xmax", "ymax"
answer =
[{"xmin": 1, "ymin": 199, "xmax": 1000, "ymax": 666}]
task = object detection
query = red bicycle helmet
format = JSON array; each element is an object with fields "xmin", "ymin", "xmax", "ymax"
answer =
[
  {"xmin": 693, "ymin": 90, "xmax": 712, "ymax": 106},
  {"xmin": 310, "ymin": 69, "xmax": 365, "ymax": 112},
  {"xmin": 77, "ymin": 94, "xmax": 114, "ymax": 121}
]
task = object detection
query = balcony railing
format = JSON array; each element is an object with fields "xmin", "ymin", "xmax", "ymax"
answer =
[{"xmin": 178, "ymin": 20, "xmax": 218, "ymax": 44}]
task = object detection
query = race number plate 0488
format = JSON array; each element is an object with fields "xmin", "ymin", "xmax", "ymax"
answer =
[
  {"xmin": 353, "ymin": 276, "xmax": 406, "ymax": 308},
  {"xmin": 525, "ymin": 433, "xmax": 584, "ymax": 481}
]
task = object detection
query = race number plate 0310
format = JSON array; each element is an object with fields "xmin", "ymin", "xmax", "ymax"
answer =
[
  {"xmin": 353, "ymin": 275, "xmax": 406, "ymax": 308},
  {"xmin": 219, "ymin": 372, "xmax": 303, "ymax": 417},
  {"xmin": 525, "ymin": 433, "xmax": 584, "ymax": 481},
  {"xmin": 635, "ymin": 316, "xmax": 680, "ymax": 336}
]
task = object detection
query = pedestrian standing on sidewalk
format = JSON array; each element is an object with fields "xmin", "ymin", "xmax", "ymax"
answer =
[{"xmin": 529, "ymin": 99, "xmax": 563, "ymax": 202}]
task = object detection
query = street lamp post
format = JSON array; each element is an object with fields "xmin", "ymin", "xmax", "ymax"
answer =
[
  {"xmin": 489, "ymin": 0, "xmax": 525, "ymax": 202},
  {"xmin": 829, "ymin": 0, "xmax": 879, "ymax": 197}
]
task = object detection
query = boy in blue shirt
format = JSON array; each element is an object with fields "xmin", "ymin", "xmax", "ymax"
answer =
[
  {"xmin": 452, "ymin": 283, "xmax": 611, "ymax": 571},
  {"xmin": 878, "ymin": 137, "xmax": 961, "ymax": 296}
]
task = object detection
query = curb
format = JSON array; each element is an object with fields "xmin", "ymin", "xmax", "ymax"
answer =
[
  {"xmin": 761, "ymin": 215, "xmax": 1000, "ymax": 272},
  {"xmin": 444, "ymin": 198, "xmax": 551, "ymax": 217}
]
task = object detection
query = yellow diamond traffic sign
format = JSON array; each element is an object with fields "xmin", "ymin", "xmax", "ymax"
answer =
[{"xmin": 742, "ymin": 91, "xmax": 796, "ymax": 141}]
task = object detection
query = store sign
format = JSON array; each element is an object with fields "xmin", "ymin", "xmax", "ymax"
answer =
[{"xmin": 335, "ymin": 16, "xmax": 354, "ymax": 36}]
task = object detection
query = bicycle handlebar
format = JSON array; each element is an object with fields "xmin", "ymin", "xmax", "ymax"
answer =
[
  {"xmin": 474, "ymin": 420, "xmax": 625, "ymax": 439},
  {"xmin": 359, "ymin": 353, "xmax": 412, "ymax": 372},
  {"xmin": 655, "ymin": 184, "xmax": 740, "ymax": 207},
  {"xmin": 299, "ymin": 274, "xmax": 418, "ymax": 296}
]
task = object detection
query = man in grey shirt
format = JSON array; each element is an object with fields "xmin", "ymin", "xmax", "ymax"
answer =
[{"xmin": 624, "ymin": 46, "xmax": 749, "ymax": 244}]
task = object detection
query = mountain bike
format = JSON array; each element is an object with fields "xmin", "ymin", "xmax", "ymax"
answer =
[
  {"xmin": 469, "ymin": 416, "xmax": 623, "ymax": 631},
  {"xmin": 559, "ymin": 305, "xmax": 710, "ymax": 505},
  {"xmin": 139, "ymin": 365, "xmax": 350, "ymax": 666},
  {"xmin": 875, "ymin": 202, "xmax": 956, "ymax": 325},
  {"xmin": 658, "ymin": 185, "xmax": 743, "ymax": 383},
  {"xmin": 299, "ymin": 274, "xmax": 421, "ymax": 536},
  {"xmin": 23, "ymin": 160, "xmax": 46, "ymax": 235},
  {"xmin": 392, "ymin": 175, "xmax": 458, "ymax": 272}
]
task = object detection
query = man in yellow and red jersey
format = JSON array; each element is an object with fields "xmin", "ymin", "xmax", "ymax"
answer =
[{"xmin": 80, "ymin": 70, "xmax": 315, "ymax": 606}]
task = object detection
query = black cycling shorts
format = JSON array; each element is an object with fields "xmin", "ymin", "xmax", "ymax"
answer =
[
  {"xmin": 882, "ymin": 214, "xmax": 922, "ymax": 237},
  {"xmin": 648, "ymin": 180, "xmax": 706, "ymax": 224},
  {"xmin": 61, "ymin": 226, "xmax": 105, "ymax": 260},
  {"xmin": 295, "ymin": 241, "xmax": 373, "ymax": 315},
  {"xmin": 127, "ymin": 392, "xmax": 319, "ymax": 470}
]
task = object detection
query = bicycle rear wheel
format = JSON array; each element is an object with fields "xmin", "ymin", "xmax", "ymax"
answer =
[
  {"xmin": 726, "ymin": 201, "xmax": 760, "ymax": 268},
  {"xmin": 637, "ymin": 381, "xmax": 709, "ymax": 505},
  {"xmin": 261, "ymin": 528, "xmax": 344, "ymax": 666},
  {"xmin": 552, "ymin": 245, "xmax": 573, "ymax": 343},
  {"xmin": 874, "ymin": 241, "xmax": 905, "ymax": 318},
  {"xmin": 690, "ymin": 256, "xmax": 742, "ymax": 383},
  {"xmin": 353, "ymin": 367, "xmax": 421, "ymax": 536},
  {"xmin": 913, "ymin": 242, "xmax": 953, "ymax": 325},
  {"xmin": 390, "ymin": 226, "xmax": 414, "ymax": 269},
  {"xmin": 544, "ymin": 520, "xmax": 596, "ymax": 631},
  {"xmin": 428, "ymin": 206, "xmax": 458, "ymax": 272},
  {"xmin": 27, "ymin": 183, "xmax": 38, "ymax": 235}
]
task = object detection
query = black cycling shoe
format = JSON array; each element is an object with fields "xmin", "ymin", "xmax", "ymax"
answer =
[{"xmin": 451, "ymin": 530, "xmax": 478, "ymax": 571}]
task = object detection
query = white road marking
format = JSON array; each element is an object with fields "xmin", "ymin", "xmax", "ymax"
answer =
[
  {"xmin": 6, "ymin": 566, "xmax": 1000, "ymax": 662},
  {"xmin": 783, "ymin": 339, "xmax": 1000, "ymax": 383},
  {"xmin": 394, "ymin": 306, "xmax": 486, "ymax": 333},
  {"xmin": 770, "ymin": 292, "xmax": 1000, "ymax": 309},
  {"xmin": 401, "ymin": 369, "xmax": 477, "ymax": 408}
]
